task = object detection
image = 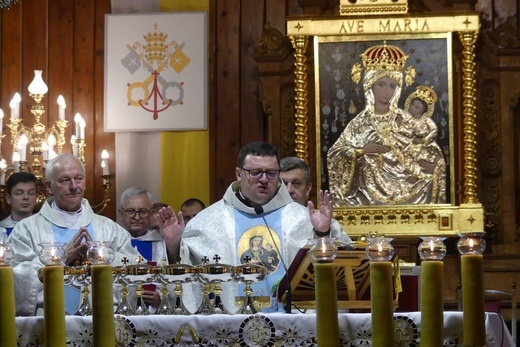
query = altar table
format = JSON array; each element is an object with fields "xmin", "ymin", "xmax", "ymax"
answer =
[{"xmin": 15, "ymin": 311, "xmax": 514, "ymax": 346}]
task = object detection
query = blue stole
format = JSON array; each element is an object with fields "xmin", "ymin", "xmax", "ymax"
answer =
[
  {"xmin": 234, "ymin": 208, "xmax": 284, "ymax": 312},
  {"xmin": 131, "ymin": 239, "xmax": 153, "ymax": 262},
  {"xmin": 51, "ymin": 223, "xmax": 94, "ymax": 315},
  {"xmin": 5, "ymin": 227, "xmax": 14, "ymax": 237}
]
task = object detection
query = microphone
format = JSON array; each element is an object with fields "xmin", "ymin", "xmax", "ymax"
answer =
[{"xmin": 253, "ymin": 203, "xmax": 292, "ymax": 314}]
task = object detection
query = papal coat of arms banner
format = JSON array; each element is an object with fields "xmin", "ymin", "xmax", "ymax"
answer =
[{"xmin": 104, "ymin": 12, "xmax": 207, "ymax": 132}]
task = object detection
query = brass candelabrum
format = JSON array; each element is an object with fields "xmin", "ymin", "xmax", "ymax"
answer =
[{"xmin": 0, "ymin": 70, "xmax": 112, "ymax": 214}]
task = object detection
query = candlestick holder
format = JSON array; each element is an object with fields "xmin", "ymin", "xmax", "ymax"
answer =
[
  {"xmin": 309, "ymin": 237, "xmax": 338, "ymax": 262},
  {"xmin": 74, "ymin": 138, "xmax": 86, "ymax": 164},
  {"xmin": 309, "ymin": 237, "xmax": 340, "ymax": 347},
  {"xmin": 417, "ymin": 236, "xmax": 447, "ymax": 260},
  {"xmin": 418, "ymin": 236, "xmax": 446, "ymax": 346},
  {"xmin": 91, "ymin": 174, "xmax": 114, "ymax": 213},
  {"xmin": 0, "ymin": 241, "xmax": 16, "ymax": 346},
  {"xmin": 0, "ymin": 242, "xmax": 14, "ymax": 266},
  {"xmin": 86, "ymin": 241, "xmax": 115, "ymax": 265},
  {"xmin": 457, "ymin": 231, "xmax": 487, "ymax": 346},
  {"xmin": 38, "ymin": 242, "xmax": 67, "ymax": 266},
  {"xmin": 365, "ymin": 236, "xmax": 395, "ymax": 261},
  {"xmin": 456, "ymin": 232, "xmax": 486, "ymax": 255},
  {"xmin": 366, "ymin": 236, "xmax": 395, "ymax": 346},
  {"xmin": 38, "ymin": 241, "xmax": 67, "ymax": 346}
]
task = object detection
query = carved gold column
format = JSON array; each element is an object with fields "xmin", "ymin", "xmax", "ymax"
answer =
[
  {"xmin": 459, "ymin": 31, "xmax": 480, "ymax": 204},
  {"xmin": 289, "ymin": 35, "xmax": 310, "ymax": 163}
]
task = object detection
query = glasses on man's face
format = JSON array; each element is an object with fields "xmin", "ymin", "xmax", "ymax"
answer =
[
  {"xmin": 241, "ymin": 168, "xmax": 280, "ymax": 180},
  {"xmin": 122, "ymin": 209, "xmax": 152, "ymax": 219}
]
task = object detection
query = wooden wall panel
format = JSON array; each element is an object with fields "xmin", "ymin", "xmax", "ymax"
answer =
[
  {"xmin": 48, "ymin": 0, "xmax": 74, "ymax": 129},
  {"xmin": 93, "ymin": 0, "xmax": 115, "ymax": 217},
  {"xmin": 1, "ymin": 4, "xmax": 22, "ymax": 158},
  {"xmin": 239, "ymin": 0, "xmax": 265, "ymax": 144},
  {"xmin": 209, "ymin": 0, "xmax": 302, "ymax": 201},
  {"xmin": 211, "ymin": 0, "xmax": 242, "ymax": 200}
]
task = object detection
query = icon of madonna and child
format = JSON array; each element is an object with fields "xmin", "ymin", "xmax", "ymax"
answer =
[
  {"xmin": 239, "ymin": 233, "xmax": 280, "ymax": 273},
  {"xmin": 325, "ymin": 41, "xmax": 448, "ymax": 206}
]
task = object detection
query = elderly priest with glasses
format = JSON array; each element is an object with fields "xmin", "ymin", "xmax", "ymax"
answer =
[
  {"xmin": 160, "ymin": 141, "xmax": 351, "ymax": 314},
  {"xmin": 7, "ymin": 153, "xmax": 142, "ymax": 316}
]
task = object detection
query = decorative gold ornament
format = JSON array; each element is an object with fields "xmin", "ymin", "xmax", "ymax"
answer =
[
  {"xmin": 339, "ymin": 0, "xmax": 408, "ymax": 16},
  {"xmin": 352, "ymin": 41, "xmax": 416, "ymax": 87}
]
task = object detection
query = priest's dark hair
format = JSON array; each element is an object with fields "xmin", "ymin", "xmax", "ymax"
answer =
[{"xmin": 237, "ymin": 141, "xmax": 280, "ymax": 168}]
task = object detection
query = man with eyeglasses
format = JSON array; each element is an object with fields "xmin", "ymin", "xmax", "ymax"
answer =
[
  {"xmin": 119, "ymin": 187, "xmax": 177, "ymax": 310},
  {"xmin": 166, "ymin": 141, "xmax": 350, "ymax": 314},
  {"xmin": 8, "ymin": 153, "xmax": 141, "ymax": 316}
]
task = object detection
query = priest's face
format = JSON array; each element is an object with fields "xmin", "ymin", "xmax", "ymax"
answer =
[
  {"xmin": 119, "ymin": 194, "xmax": 152, "ymax": 237},
  {"xmin": 48, "ymin": 157, "xmax": 86, "ymax": 212},
  {"xmin": 236, "ymin": 154, "xmax": 280, "ymax": 206}
]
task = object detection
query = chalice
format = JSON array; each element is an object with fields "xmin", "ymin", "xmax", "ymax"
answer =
[
  {"xmin": 234, "ymin": 256, "xmax": 267, "ymax": 314},
  {"xmin": 71, "ymin": 263, "xmax": 92, "ymax": 316},
  {"xmin": 197, "ymin": 255, "xmax": 235, "ymax": 314},
  {"xmin": 113, "ymin": 257, "xmax": 133, "ymax": 315},
  {"xmin": 126, "ymin": 256, "xmax": 154, "ymax": 315},
  {"xmin": 158, "ymin": 256, "xmax": 198, "ymax": 315}
]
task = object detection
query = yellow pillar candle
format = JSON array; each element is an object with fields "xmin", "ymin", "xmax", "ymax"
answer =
[
  {"xmin": 315, "ymin": 262, "xmax": 340, "ymax": 347},
  {"xmin": 43, "ymin": 265, "xmax": 66, "ymax": 347},
  {"xmin": 370, "ymin": 261, "xmax": 395, "ymax": 346},
  {"xmin": 0, "ymin": 267, "xmax": 17, "ymax": 347},
  {"xmin": 91, "ymin": 264, "xmax": 115, "ymax": 347},
  {"xmin": 420, "ymin": 260, "xmax": 444, "ymax": 347},
  {"xmin": 461, "ymin": 254, "xmax": 486, "ymax": 345}
]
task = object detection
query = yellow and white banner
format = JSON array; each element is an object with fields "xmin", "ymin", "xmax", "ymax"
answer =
[{"xmin": 113, "ymin": 0, "xmax": 209, "ymax": 220}]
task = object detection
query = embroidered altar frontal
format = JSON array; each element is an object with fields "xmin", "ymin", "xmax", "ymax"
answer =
[{"xmin": 14, "ymin": 311, "xmax": 513, "ymax": 346}]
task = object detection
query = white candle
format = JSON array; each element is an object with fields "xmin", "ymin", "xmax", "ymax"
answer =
[
  {"xmin": 74, "ymin": 113, "xmax": 82, "ymax": 138},
  {"xmin": 12, "ymin": 153, "xmax": 20, "ymax": 173},
  {"xmin": 57, "ymin": 95, "xmax": 66, "ymax": 121},
  {"xmin": 47, "ymin": 134, "xmax": 56, "ymax": 153},
  {"xmin": 0, "ymin": 109, "xmax": 3, "ymax": 135},
  {"xmin": 48, "ymin": 149, "xmax": 57, "ymax": 160},
  {"xmin": 101, "ymin": 150, "xmax": 109, "ymax": 175},
  {"xmin": 13, "ymin": 93, "xmax": 20, "ymax": 119},
  {"xmin": 42, "ymin": 141, "xmax": 49, "ymax": 161},
  {"xmin": 9, "ymin": 97, "xmax": 17, "ymax": 120},
  {"xmin": 80, "ymin": 118, "xmax": 86, "ymax": 139},
  {"xmin": 18, "ymin": 134, "xmax": 28, "ymax": 162},
  {"xmin": 0, "ymin": 159, "xmax": 6, "ymax": 186},
  {"xmin": 70, "ymin": 135, "xmax": 77, "ymax": 156}
]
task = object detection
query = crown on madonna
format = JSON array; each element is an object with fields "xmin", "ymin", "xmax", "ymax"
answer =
[
  {"xmin": 351, "ymin": 41, "xmax": 416, "ymax": 86},
  {"xmin": 361, "ymin": 41, "xmax": 409, "ymax": 72}
]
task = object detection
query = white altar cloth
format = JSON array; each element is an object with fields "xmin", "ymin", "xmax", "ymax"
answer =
[{"xmin": 15, "ymin": 311, "xmax": 514, "ymax": 346}]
